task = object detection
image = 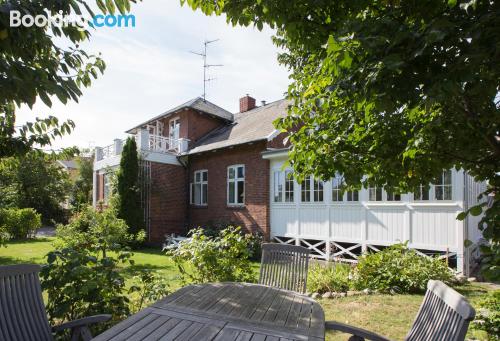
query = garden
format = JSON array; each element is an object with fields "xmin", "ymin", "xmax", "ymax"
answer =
[{"xmin": 0, "ymin": 217, "xmax": 497, "ymax": 340}]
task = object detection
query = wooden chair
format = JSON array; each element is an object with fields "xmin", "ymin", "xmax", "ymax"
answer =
[
  {"xmin": 325, "ymin": 280, "xmax": 476, "ymax": 341},
  {"xmin": 259, "ymin": 243, "xmax": 311, "ymax": 293},
  {"xmin": 0, "ymin": 264, "xmax": 111, "ymax": 341}
]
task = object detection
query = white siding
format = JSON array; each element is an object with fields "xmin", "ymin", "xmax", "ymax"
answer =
[{"xmin": 269, "ymin": 158, "xmax": 469, "ymax": 257}]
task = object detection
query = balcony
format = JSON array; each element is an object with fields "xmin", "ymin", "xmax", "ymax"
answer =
[{"xmin": 94, "ymin": 129, "xmax": 190, "ymax": 169}]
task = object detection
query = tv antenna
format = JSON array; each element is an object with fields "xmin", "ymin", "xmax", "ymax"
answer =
[{"xmin": 190, "ymin": 39, "xmax": 223, "ymax": 101}]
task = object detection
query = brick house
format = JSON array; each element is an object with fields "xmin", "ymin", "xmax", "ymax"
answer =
[
  {"xmin": 93, "ymin": 95, "xmax": 288, "ymax": 242},
  {"xmin": 93, "ymin": 95, "xmax": 486, "ymax": 274}
]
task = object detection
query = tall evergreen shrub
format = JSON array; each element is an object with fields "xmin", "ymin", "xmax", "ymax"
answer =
[{"xmin": 116, "ymin": 137, "xmax": 144, "ymax": 237}]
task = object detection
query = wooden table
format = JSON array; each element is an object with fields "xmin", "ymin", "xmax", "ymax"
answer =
[{"xmin": 93, "ymin": 282, "xmax": 325, "ymax": 341}]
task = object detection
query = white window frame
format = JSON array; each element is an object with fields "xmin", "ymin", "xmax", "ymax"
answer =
[
  {"xmin": 190, "ymin": 170, "xmax": 208, "ymax": 206},
  {"xmin": 284, "ymin": 170, "xmax": 294, "ymax": 203},
  {"xmin": 434, "ymin": 170, "xmax": 453, "ymax": 201},
  {"xmin": 331, "ymin": 175, "xmax": 344, "ymax": 202},
  {"xmin": 273, "ymin": 170, "xmax": 284, "ymax": 202},
  {"xmin": 227, "ymin": 165, "xmax": 245, "ymax": 206},
  {"xmin": 273, "ymin": 170, "xmax": 295, "ymax": 203},
  {"xmin": 368, "ymin": 186, "xmax": 383, "ymax": 201},
  {"xmin": 103, "ymin": 173, "xmax": 111, "ymax": 203},
  {"xmin": 301, "ymin": 176, "xmax": 324, "ymax": 203},
  {"xmin": 413, "ymin": 170, "xmax": 453, "ymax": 201}
]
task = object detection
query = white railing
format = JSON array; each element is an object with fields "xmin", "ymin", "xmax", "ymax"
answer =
[
  {"xmin": 147, "ymin": 134, "xmax": 189, "ymax": 154},
  {"xmin": 96, "ymin": 131, "xmax": 190, "ymax": 162},
  {"xmin": 101, "ymin": 144, "xmax": 114, "ymax": 159}
]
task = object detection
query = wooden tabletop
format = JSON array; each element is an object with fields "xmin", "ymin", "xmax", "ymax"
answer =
[{"xmin": 92, "ymin": 282, "xmax": 325, "ymax": 341}]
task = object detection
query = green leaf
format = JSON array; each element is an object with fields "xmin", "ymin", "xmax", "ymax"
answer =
[
  {"xmin": 469, "ymin": 205, "xmax": 483, "ymax": 216},
  {"xmin": 456, "ymin": 212, "xmax": 467, "ymax": 221}
]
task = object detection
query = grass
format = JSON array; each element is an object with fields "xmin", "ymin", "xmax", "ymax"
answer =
[{"xmin": 0, "ymin": 237, "xmax": 494, "ymax": 341}]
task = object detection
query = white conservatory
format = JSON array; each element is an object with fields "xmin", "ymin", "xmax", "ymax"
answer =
[{"xmin": 263, "ymin": 150, "xmax": 487, "ymax": 275}]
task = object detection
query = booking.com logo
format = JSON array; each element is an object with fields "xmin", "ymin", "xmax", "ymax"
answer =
[{"xmin": 9, "ymin": 10, "xmax": 135, "ymax": 29}]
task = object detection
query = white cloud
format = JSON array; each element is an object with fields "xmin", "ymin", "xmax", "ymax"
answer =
[{"xmin": 15, "ymin": 0, "xmax": 290, "ymax": 149}]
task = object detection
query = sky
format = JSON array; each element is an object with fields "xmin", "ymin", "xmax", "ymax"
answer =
[{"xmin": 16, "ymin": 0, "xmax": 290, "ymax": 150}]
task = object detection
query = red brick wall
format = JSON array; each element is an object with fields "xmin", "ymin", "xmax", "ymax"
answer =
[
  {"xmin": 149, "ymin": 162, "xmax": 188, "ymax": 243},
  {"xmin": 188, "ymin": 141, "xmax": 270, "ymax": 239},
  {"xmin": 159, "ymin": 109, "xmax": 226, "ymax": 146}
]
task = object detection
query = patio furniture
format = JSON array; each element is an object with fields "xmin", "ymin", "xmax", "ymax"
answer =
[
  {"xmin": 93, "ymin": 282, "xmax": 325, "ymax": 340},
  {"xmin": 0, "ymin": 264, "xmax": 111, "ymax": 341},
  {"xmin": 325, "ymin": 280, "xmax": 476, "ymax": 341},
  {"xmin": 259, "ymin": 243, "xmax": 311, "ymax": 293}
]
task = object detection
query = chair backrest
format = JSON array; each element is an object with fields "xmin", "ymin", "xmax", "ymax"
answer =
[
  {"xmin": 405, "ymin": 280, "xmax": 476, "ymax": 341},
  {"xmin": 0, "ymin": 264, "xmax": 53, "ymax": 341},
  {"xmin": 258, "ymin": 243, "xmax": 311, "ymax": 293}
]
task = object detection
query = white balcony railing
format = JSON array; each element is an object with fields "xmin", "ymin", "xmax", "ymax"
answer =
[{"xmin": 95, "ymin": 130, "xmax": 189, "ymax": 162}]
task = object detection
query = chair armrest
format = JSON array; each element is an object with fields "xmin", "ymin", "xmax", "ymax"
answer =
[
  {"xmin": 52, "ymin": 314, "xmax": 112, "ymax": 332},
  {"xmin": 325, "ymin": 321, "xmax": 393, "ymax": 341}
]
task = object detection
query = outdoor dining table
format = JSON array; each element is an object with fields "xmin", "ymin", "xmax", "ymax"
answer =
[{"xmin": 92, "ymin": 282, "xmax": 325, "ymax": 341}]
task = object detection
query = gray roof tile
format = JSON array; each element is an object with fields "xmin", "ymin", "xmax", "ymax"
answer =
[
  {"xmin": 188, "ymin": 99, "xmax": 289, "ymax": 154},
  {"xmin": 126, "ymin": 97, "xmax": 233, "ymax": 133}
]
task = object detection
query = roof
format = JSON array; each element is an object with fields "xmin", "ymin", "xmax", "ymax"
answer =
[
  {"xmin": 188, "ymin": 99, "xmax": 290, "ymax": 154},
  {"xmin": 126, "ymin": 97, "xmax": 233, "ymax": 134},
  {"xmin": 57, "ymin": 160, "xmax": 78, "ymax": 169}
]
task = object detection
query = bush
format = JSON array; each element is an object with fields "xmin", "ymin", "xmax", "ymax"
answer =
[
  {"xmin": 168, "ymin": 226, "xmax": 256, "ymax": 284},
  {"xmin": 55, "ymin": 206, "xmax": 144, "ymax": 253},
  {"xmin": 42, "ymin": 206, "xmax": 152, "ymax": 337},
  {"xmin": 0, "ymin": 208, "xmax": 41, "ymax": 239},
  {"xmin": 41, "ymin": 247, "xmax": 132, "ymax": 334},
  {"xmin": 353, "ymin": 243, "xmax": 454, "ymax": 293},
  {"xmin": 472, "ymin": 290, "xmax": 500, "ymax": 340},
  {"xmin": 307, "ymin": 263, "xmax": 351, "ymax": 294},
  {"xmin": 128, "ymin": 272, "xmax": 170, "ymax": 314}
]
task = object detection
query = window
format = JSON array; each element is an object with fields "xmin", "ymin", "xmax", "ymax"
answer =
[
  {"xmin": 369, "ymin": 186, "xmax": 382, "ymax": 201},
  {"xmin": 228, "ymin": 165, "xmax": 245, "ymax": 205},
  {"xmin": 414, "ymin": 185, "xmax": 429, "ymax": 200},
  {"xmin": 273, "ymin": 171, "xmax": 284, "ymax": 202},
  {"xmin": 301, "ymin": 177, "xmax": 311, "ymax": 202},
  {"xmin": 103, "ymin": 173, "xmax": 111, "ymax": 203},
  {"xmin": 274, "ymin": 170, "xmax": 294, "ymax": 203},
  {"xmin": 386, "ymin": 192, "xmax": 401, "ymax": 201},
  {"xmin": 284, "ymin": 171, "xmax": 294, "ymax": 202},
  {"xmin": 435, "ymin": 170, "xmax": 452, "ymax": 200},
  {"xmin": 301, "ymin": 176, "xmax": 324, "ymax": 202},
  {"xmin": 191, "ymin": 170, "xmax": 208, "ymax": 205},
  {"xmin": 332, "ymin": 175, "xmax": 344, "ymax": 202},
  {"xmin": 346, "ymin": 190, "xmax": 359, "ymax": 201},
  {"xmin": 314, "ymin": 180, "xmax": 324, "ymax": 202}
]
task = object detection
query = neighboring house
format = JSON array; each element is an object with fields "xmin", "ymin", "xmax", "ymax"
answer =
[
  {"xmin": 93, "ymin": 95, "xmax": 486, "ymax": 274},
  {"xmin": 57, "ymin": 160, "xmax": 79, "ymax": 181}
]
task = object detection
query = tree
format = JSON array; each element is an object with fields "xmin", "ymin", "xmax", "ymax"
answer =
[
  {"xmin": 116, "ymin": 137, "xmax": 144, "ymax": 237},
  {"xmin": 0, "ymin": 152, "xmax": 72, "ymax": 224},
  {"xmin": 0, "ymin": 0, "xmax": 135, "ymax": 157},
  {"xmin": 70, "ymin": 153, "xmax": 94, "ymax": 211},
  {"xmin": 183, "ymin": 0, "xmax": 500, "ymax": 280}
]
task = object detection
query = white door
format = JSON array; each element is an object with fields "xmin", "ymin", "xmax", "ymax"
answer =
[{"xmin": 169, "ymin": 118, "xmax": 180, "ymax": 150}]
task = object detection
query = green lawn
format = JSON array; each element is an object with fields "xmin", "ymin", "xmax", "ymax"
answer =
[{"xmin": 0, "ymin": 237, "xmax": 492, "ymax": 340}]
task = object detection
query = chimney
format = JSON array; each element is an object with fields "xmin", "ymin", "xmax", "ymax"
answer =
[{"xmin": 239, "ymin": 94, "xmax": 256, "ymax": 112}]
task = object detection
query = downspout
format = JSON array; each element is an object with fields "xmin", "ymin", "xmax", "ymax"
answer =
[
  {"xmin": 463, "ymin": 171, "xmax": 469, "ymax": 277},
  {"xmin": 177, "ymin": 154, "xmax": 191, "ymax": 235}
]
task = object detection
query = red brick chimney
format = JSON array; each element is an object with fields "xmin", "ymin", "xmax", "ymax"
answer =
[{"xmin": 239, "ymin": 94, "xmax": 256, "ymax": 112}]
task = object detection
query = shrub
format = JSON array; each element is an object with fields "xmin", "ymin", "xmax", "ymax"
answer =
[
  {"xmin": 55, "ymin": 206, "xmax": 144, "ymax": 254},
  {"xmin": 128, "ymin": 272, "xmax": 170, "ymax": 313},
  {"xmin": 168, "ymin": 226, "xmax": 256, "ymax": 284},
  {"xmin": 0, "ymin": 207, "xmax": 41, "ymax": 239},
  {"xmin": 353, "ymin": 243, "xmax": 454, "ymax": 293},
  {"xmin": 472, "ymin": 290, "xmax": 500, "ymax": 340},
  {"xmin": 41, "ymin": 247, "xmax": 132, "ymax": 334},
  {"xmin": 307, "ymin": 263, "xmax": 351, "ymax": 294}
]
